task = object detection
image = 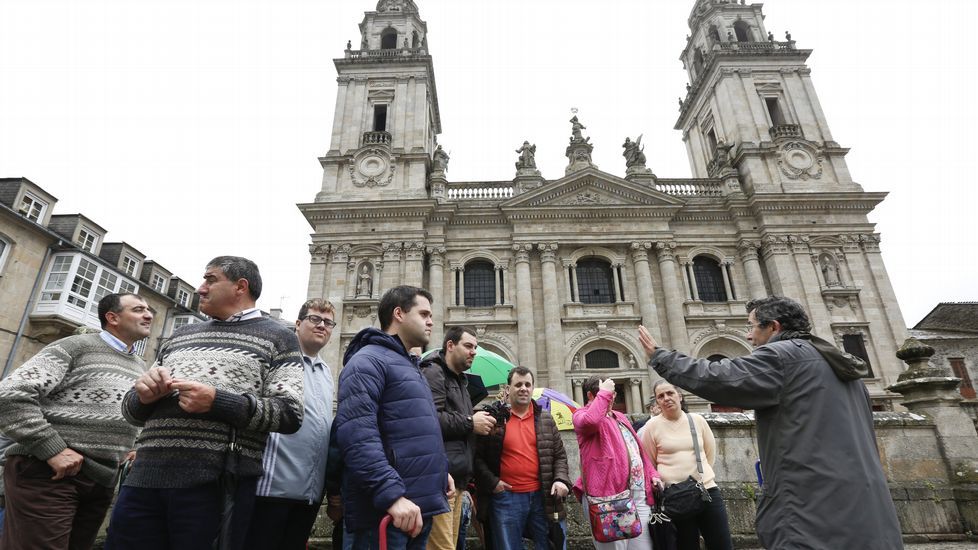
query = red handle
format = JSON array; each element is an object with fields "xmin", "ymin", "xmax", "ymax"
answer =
[{"xmin": 378, "ymin": 514, "xmax": 393, "ymax": 550}]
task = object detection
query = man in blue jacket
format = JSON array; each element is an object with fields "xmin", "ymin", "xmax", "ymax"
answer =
[{"xmin": 336, "ymin": 285, "xmax": 452, "ymax": 550}]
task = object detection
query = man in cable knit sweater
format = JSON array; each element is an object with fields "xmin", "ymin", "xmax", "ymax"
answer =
[
  {"xmin": 0, "ymin": 292, "xmax": 154, "ymax": 550},
  {"xmin": 104, "ymin": 256, "xmax": 303, "ymax": 550}
]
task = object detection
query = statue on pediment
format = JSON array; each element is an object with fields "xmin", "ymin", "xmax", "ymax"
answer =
[
  {"xmin": 356, "ymin": 263, "xmax": 374, "ymax": 297},
  {"xmin": 622, "ymin": 135, "xmax": 647, "ymax": 169},
  {"xmin": 569, "ymin": 116, "xmax": 590, "ymax": 144},
  {"xmin": 515, "ymin": 141, "xmax": 537, "ymax": 170}
]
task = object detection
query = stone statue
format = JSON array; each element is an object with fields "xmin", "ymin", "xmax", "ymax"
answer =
[
  {"xmin": 727, "ymin": 31, "xmax": 734, "ymax": 42},
  {"xmin": 432, "ymin": 145, "xmax": 450, "ymax": 172},
  {"xmin": 572, "ymin": 355, "xmax": 581, "ymax": 370},
  {"xmin": 785, "ymin": 30, "xmax": 792, "ymax": 41},
  {"xmin": 356, "ymin": 264, "xmax": 373, "ymax": 296},
  {"xmin": 515, "ymin": 141, "xmax": 537, "ymax": 170},
  {"xmin": 686, "ymin": 83, "xmax": 692, "ymax": 93},
  {"xmin": 346, "ymin": 40, "xmax": 352, "ymax": 50},
  {"xmin": 714, "ymin": 139, "xmax": 733, "ymax": 165},
  {"xmin": 678, "ymin": 97, "xmax": 684, "ymax": 108},
  {"xmin": 768, "ymin": 31, "xmax": 775, "ymax": 42},
  {"xmin": 622, "ymin": 135, "xmax": 647, "ymax": 168},
  {"xmin": 821, "ymin": 257, "xmax": 841, "ymax": 286},
  {"xmin": 569, "ymin": 116, "xmax": 588, "ymax": 143}
]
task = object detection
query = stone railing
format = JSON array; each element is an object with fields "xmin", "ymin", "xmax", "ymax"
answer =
[
  {"xmin": 344, "ymin": 48, "xmax": 427, "ymax": 60},
  {"xmin": 771, "ymin": 124, "xmax": 802, "ymax": 139},
  {"xmin": 361, "ymin": 131, "xmax": 392, "ymax": 146},
  {"xmin": 717, "ymin": 40, "xmax": 796, "ymax": 52},
  {"xmin": 655, "ymin": 179, "xmax": 724, "ymax": 197},
  {"xmin": 445, "ymin": 182, "xmax": 514, "ymax": 201}
]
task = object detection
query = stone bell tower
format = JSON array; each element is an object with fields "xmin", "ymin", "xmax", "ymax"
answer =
[
  {"xmin": 315, "ymin": 0, "xmax": 442, "ymax": 202},
  {"xmin": 675, "ymin": 0, "xmax": 859, "ymax": 195}
]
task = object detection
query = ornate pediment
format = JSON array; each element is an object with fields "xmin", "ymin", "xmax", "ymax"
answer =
[{"xmin": 501, "ymin": 168, "xmax": 684, "ymax": 209}]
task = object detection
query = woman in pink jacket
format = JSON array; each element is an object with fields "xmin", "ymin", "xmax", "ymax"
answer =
[{"xmin": 573, "ymin": 376, "xmax": 663, "ymax": 550}]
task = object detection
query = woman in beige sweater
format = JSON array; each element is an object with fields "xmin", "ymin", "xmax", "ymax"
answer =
[{"xmin": 640, "ymin": 381, "xmax": 733, "ymax": 550}]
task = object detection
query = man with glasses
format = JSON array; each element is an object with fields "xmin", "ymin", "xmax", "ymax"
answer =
[
  {"xmin": 0, "ymin": 293, "xmax": 153, "ymax": 549},
  {"xmin": 246, "ymin": 299, "xmax": 337, "ymax": 549},
  {"xmin": 638, "ymin": 296, "xmax": 902, "ymax": 550}
]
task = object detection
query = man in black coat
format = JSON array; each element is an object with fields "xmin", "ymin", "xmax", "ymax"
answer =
[{"xmin": 421, "ymin": 326, "xmax": 496, "ymax": 550}]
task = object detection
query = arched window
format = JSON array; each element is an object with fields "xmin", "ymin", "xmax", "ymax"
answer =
[
  {"xmin": 693, "ymin": 256, "xmax": 727, "ymax": 302},
  {"xmin": 585, "ymin": 350, "xmax": 619, "ymax": 370},
  {"xmin": 463, "ymin": 261, "xmax": 495, "ymax": 307},
  {"xmin": 381, "ymin": 28, "xmax": 398, "ymax": 50},
  {"xmin": 708, "ymin": 25, "xmax": 721, "ymax": 43},
  {"xmin": 734, "ymin": 21, "xmax": 751, "ymax": 42},
  {"xmin": 577, "ymin": 259, "xmax": 615, "ymax": 304}
]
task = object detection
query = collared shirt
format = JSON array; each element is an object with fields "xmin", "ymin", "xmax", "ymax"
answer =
[
  {"xmin": 100, "ymin": 330, "xmax": 134, "ymax": 354},
  {"xmin": 223, "ymin": 307, "xmax": 262, "ymax": 323},
  {"xmin": 499, "ymin": 406, "xmax": 541, "ymax": 492}
]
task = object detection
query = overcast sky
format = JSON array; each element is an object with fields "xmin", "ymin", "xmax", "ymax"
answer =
[{"xmin": 1, "ymin": 0, "xmax": 975, "ymax": 328}]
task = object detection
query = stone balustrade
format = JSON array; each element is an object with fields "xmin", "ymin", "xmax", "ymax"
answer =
[
  {"xmin": 344, "ymin": 48, "xmax": 427, "ymax": 60},
  {"xmin": 360, "ymin": 131, "xmax": 391, "ymax": 146},
  {"xmin": 771, "ymin": 124, "xmax": 802, "ymax": 139},
  {"xmin": 655, "ymin": 179, "xmax": 724, "ymax": 197},
  {"xmin": 717, "ymin": 40, "xmax": 796, "ymax": 52},
  {"xmin": 445, "ymin": 183, "xmax": 514, "ymax": 201}
]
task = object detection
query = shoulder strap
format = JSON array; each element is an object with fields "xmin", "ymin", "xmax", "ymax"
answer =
[{"xmin": 686, "ymin": 413, "xmax": 704, "ymax": 478}]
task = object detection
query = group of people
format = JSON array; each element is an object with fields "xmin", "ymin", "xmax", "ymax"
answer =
[{"xmin": 0, "ymin": 252, "xmax": 905, "ymax": 550}]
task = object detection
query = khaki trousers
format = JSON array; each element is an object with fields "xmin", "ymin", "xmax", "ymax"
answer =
[{"xmin": 427, "ymin": 490, "xmax": 464, "ymax": 550}]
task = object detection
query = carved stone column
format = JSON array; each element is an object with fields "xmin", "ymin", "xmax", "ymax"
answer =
[
  {"xmin": 631, "ymin": 242, "xmax": 662, "ymax": 341},
  {"xmin": 656, "ymin": 242, "xmax": 690, "ymax": 352},
  {"xmin": 721, "ymin": 261, "xmax": 735, "ymax": 301},
  {"xmin": 629, "ymin": 378, "xmax": 642, "ymax": 414},
  {"xmin": 562, "ymin": 260, "xmax": 576, "ymax": 303},
  {"xmin": 612, "ymin": 263, "xmax": 623, "ymax": 302},
  {"xmin": 380, "ymin": 242, "xmax": 402, "ymax": 297},
  {"xmin": 328, "ymin": 244, "xmax": 351, "ymax": 301},
  {"xmin": 307, "ymin": 244, "xmax": 332, "ymax": 300},
  {"xmin": 572, "ymin": 378, "xmax": 584, "ymax": 406},
  {"xmin": 427, "ymin": 247, "xmax": 446, "ymax": 346},
  {"xmin": 403, "ymin": 241, "xmax": 425, "ymax": 288},
  {"xmin": 494, "ymin": 265, "xmax": 503, "ymax": 306},
  {"xmin": 738, "ymin": 240, "xmax": 767, "ymax": 300},
  {"xmin": 501, "ymin": 264, "xmax": 511, "ymax": 305},
  {"xmin": 538, "ymin": 242, "xmax": 565, "ymax": 393},
  {"xmin": 684, "ymin": 261, "xmax": 700, "ymax": 301},
  {"xmin": 513, "ymin": 244, "xmax": 537, "ymax": 372}
]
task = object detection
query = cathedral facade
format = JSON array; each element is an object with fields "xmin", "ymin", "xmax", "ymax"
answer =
[{"xmin": 300, "ymin": 0, "xmax": 908, "ymax": 411}]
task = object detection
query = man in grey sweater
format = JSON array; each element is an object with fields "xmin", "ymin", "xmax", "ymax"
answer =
[{"xmin": 0, "ymin": 292, "xmax": 153, "ymax": 549}]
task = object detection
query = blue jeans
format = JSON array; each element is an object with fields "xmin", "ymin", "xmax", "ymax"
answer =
[
  {"xmin": 489, "ymin": 490, "xmax": 548, "ymax": 550},
  {"xmin": 351, "ymin": 517, "xmax": 432, "ymax": 550}
]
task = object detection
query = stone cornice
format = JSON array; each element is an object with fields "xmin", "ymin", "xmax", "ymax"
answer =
[{"xmin": 748, "ymin": 192, "xmax": 887, "ymax": 215}]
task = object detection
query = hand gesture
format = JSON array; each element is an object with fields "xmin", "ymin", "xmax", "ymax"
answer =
[
  {"xmin": 134, "ymin": 367, "xmax": 172, "ymax": 404},
  {"xmin": 170, "ymin": 380, "xmax": 217, "ymax": 413},
  {"xmin": 550, "ymin": 480, "xmax": 569, "ymax": 498},
  {"xmin": 638, "ymin": 325, "xmax": 658, "ymax": 358},
  {"xmin": 598, "ymin": 378, "xmax": 615, "ymax": 394},
  {"xmin": 325, "ymin": 495, "xmax": 343, "ymax": 522},
  {"xmin": 653, "ymin": 477, "xmax": 665, "ymax": 491},
  {"xmin": 47, "ymin": 448, "xmax": 84, "ymax": 480},
  {"xmin": 387, "ymin": 496, "xmax": 423, "ymax": 537},
  {"xmin": 471, "ymin": 411, "xmax": 496, "ymax": 436},
  {"xmin": 493, "ymin": 480, "xmax": 512, "ymax": 494}
]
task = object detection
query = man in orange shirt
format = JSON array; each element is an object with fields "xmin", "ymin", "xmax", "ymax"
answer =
[{"xmin": 473, "ymin": 367, "xmax": 570, "ymax": 550}]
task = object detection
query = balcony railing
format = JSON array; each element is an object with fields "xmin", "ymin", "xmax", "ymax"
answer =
[
  {"xmin": 344, "ymin": 48, "xmax": 428, "ymax": 60},
  {"xmin": 654, "ymin": 179, "xmax": 724, "ymax": 197},
  {"xmin": 771, "ymin": 124, "xmax": 802, "ymax": 139},
  {"xmin": 716, "ymin": 40, "xmax": 796, "ymax": 53},
  {"xmin": 446, "ymin": 182, "xmax": 514, "ymax": 201},
  {"xmin": 361, "ymin": 131, "xmax": 392, "ymax": 146}
]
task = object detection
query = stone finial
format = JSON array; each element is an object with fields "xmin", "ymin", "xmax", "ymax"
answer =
[{"xmin": 894, "ymin": 337, "xmax": 950, "ymax": 383}]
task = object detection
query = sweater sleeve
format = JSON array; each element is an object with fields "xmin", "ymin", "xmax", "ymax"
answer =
[
  {"xmin": 572, "ymin": 389, "xmax": 613, "ymax": 437},
  {"xmin": 640, "ymin": 420, "xmax": 659, "ymax": 466},
  {"xmin": 210, "ymin": 331, "xmax": 304, "ymax": 435},
  {"xmin": 698, "ymin": 414, "xmax": 717, "ymax": 467},
  {"xmin": 0, "ymin": 341, "xmax": 74, "ymax": 460}
]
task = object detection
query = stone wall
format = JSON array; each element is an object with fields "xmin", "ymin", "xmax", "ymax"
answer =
[{"xmin": 296, "ymin": 411, "xmax": 974, "ymax": 548}]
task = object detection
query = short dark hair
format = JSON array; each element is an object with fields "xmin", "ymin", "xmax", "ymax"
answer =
[
  {"xmin": 746, "ymin": 296, "xmax": 811, "ymax": 333},
  {"xmin": 98, "ymin": 293, "xmax": 143, "ymax": 329},
  {"xmin": 378, "ymin": 286, "xmax": 434, "ymax": 331},
  {"xmin": 507, "ymin": 365, "xmax": 533, "ymax": 385},
  {"xmin": 442, "ymin": 326, "xmax": 477, "ymax": 351},
  {"xmin": 298, "ymin": 298, "xmax": 335, "ymax": 320},
  {"xmin": 207, "ymin": 256, "xmax": 262, "ymax": 300},
  {"xmin": 582, "ymin": 375, "xmax": 606, "ymax": 404},
  {"xmin": 652, "ymin": 379, "xmax": 688, "ymax": 413}
]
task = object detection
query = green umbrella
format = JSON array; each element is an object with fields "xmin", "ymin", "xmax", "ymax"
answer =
[{"xmin": 422, "ymin": 346, "xmax": 515, "ymax": 387}]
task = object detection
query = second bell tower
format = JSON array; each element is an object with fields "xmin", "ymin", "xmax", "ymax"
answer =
[{"xmin": 316, "ymin": 0, "xmax": 441, "ymax": 202}]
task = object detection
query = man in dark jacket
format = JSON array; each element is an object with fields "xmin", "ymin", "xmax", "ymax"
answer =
[
  {"xmin": 473, "ymin": 366, "xmax": 570, "ymax": 550},
  {"xmin": 420, "ymin": 326, "xmax": 496, "ymax": 550},
  {"xmin": 335, "ymin": 285, "xmax": 452, "ymax": 550},
  {"xmin": 639, "ymin": 296, "xmax": 903, "ymax": 550}
]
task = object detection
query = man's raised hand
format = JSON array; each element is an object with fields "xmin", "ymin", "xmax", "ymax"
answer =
[{"xmin": 134, "ymin": 367, "xmax": 172, "ymax": 404}]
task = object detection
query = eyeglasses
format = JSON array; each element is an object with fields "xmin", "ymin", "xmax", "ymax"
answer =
[
  {"xmin": 745, "ymin": 322, "xmax": 766, "ymax": 332},
  {"xmin": 303, "ymin": 315, "xmax": 336, "ymax": 328}
]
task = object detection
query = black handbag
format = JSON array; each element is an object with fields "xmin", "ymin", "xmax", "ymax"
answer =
[{"xmin": 660, "ymin": 414, "xmax": 712, "ymax": 521}]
